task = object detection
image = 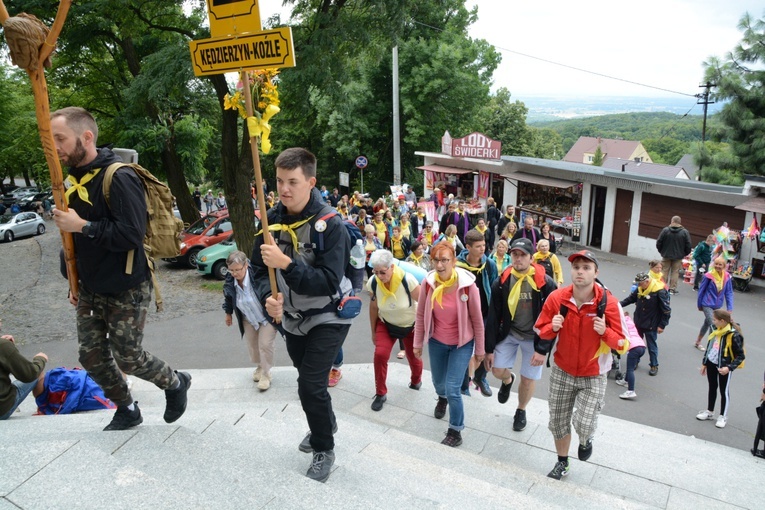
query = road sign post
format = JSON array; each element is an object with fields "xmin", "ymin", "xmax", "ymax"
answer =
[{"xmin": 355, "ymin": 155, "xmax": 368, "ymax": 195}]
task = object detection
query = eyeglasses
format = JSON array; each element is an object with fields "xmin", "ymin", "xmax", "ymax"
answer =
[
  {"xmin": 372, "ymin": 268, "xmax": 390, "ymax": 275},
  {"xmin": 433, "ymin": 258, "xmax": 452, "ymax": 264},
  {"xmin": 227, "ymin": 265, "xmax": 246, "ymax": 273}
]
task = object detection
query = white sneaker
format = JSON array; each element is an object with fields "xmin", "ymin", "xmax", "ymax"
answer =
[
  {"xmin": 614, "ymin": 378, "xmax": 628, "ymax": 387},
  {"xmin": 715, "ymin": 415, "xmax": 727, "ymax": 428},
  {"xmin": 696, "ymin": 410, "xmax": 714, "ymax": 421},
  {"xmin": 619, "ymin": 390, "xmax": 637, "ymax": 400}
]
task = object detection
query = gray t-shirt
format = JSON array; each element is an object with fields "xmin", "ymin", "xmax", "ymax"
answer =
[{"xmin": 509, "ymin": 277, "xmax": 536, "ymax": 341}]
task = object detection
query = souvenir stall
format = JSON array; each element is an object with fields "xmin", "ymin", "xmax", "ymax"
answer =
[{"xmin": 516, "ymin": 180, "xmax": 583, "ymax": 247}]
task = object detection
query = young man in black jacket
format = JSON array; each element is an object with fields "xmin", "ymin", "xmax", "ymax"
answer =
[
  {"xmin": 620, "ymin": 272, "xmax": 671, "ymax": 376},
  {"xmin": 254, "ymin": 148, "xmax": 353, "ymax": 483},
  {"xmin": 51, "ymin": 107, "xmax": 190, "ymax": 431}
]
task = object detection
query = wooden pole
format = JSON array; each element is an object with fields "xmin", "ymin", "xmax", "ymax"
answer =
[
  {"xmin": 0, "ymin": 0, "xmax": 78, "ymax": 298},
  {"xmin": 240, "ymin": 70, "xmax": 280, "ymax": 322}
]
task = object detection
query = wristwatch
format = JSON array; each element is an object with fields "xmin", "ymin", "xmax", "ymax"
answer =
[{"xmin": 81, "ymin": 221, "xmax": 96, "ymax": 239}]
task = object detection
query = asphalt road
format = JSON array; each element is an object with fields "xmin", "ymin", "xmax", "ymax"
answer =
[{"xmin": 7, "ymin": 228, "xmax": 765, "ymax": 454}]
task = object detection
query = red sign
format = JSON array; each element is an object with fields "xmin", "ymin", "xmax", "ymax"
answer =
[{"xmin": 442, "ymin": 131, "xmax": 502, "ymax": 160}]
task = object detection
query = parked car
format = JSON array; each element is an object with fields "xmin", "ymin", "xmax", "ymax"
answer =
[
  {"xmin": 163, "ymin": 211, "xmax": 232, "ymax": 268},
  {"xmin": 0, "ymin": 212, "xmax": 46, "ymax": 242},
  {"xmin": 2, "ymin": 186, "xmax": 39, "ymax": 207},
  {"xmin": 196, "ymin": 234, "xmax": 237, "ymax": 280}
]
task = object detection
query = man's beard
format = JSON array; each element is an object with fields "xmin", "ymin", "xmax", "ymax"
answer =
[{"xmin": 65, "ymin": 138, "xmax": 87, "ymax": 167}]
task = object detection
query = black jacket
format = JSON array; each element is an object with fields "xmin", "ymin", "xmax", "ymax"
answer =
[
  {"xmin": 484, "ymin": 264, "xmax": 557, "ymax": 353},
  {"xmin": 702, "ymin": 329, "xmax": 745, "ymax": 371},
  {"xmin": 63, "ymin": 148, "xmax": 149, "ymax": 294},
  {"xmin": 656, "ymin": 225, "xmax": 692, "ymax": 260},
  {"xmin": 620, "ymin": 287, "xmax": 671, "ymax": 331}
]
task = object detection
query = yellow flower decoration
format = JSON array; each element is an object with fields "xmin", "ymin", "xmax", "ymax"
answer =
[{"xmin": 223, "ymin": 69, "xmax": 280, "ymax": 153}]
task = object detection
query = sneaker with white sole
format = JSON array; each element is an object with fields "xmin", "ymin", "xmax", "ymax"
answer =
[
  {"xmin": 614, "ymin": 378, "xmax": 628, "ymax": 387},
  {"xmin": 716, "ymin": 415, "xmax": 727, "ymax": 428},
  {"xmin": 619, "ymin": 390, "xmax": 637, "ymax": 400},
  {"xmin": 696, "ymin": 410, "xmax": 714, "ymax": 421}
]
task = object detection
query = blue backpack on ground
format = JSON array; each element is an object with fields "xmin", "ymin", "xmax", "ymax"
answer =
[{"xmin": 35, "ymin": 367, "xmax": 115, "ymax": 415}]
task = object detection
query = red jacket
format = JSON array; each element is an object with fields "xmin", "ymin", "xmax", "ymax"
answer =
[{"xmin": 534, "ymin": 284, "xmax": 626, "ymax": 377}]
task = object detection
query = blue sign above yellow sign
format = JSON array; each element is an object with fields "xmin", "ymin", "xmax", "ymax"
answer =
[
  {"xmin": 188, "ymin": 27, "xmax": 295, "ymax": 76},
  {"xmin": 207, "ymin": 0, "xmax": 261, "ymax": 37}
]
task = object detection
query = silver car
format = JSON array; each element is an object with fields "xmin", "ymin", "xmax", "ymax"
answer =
[{"xmin": 0, "ymin": 212, "xmax": 46, "ymax": 242}]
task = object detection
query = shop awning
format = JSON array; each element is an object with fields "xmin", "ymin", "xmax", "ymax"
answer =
[
  {"xmin": 508, "ymin": 172, "xmax": 577, "ymax": 189},
  {"xmin": 735, "ymin": 195, "xmax": 765, "ymax": 214},
  {"xmin": 416, "ymin": 164, "xmax": 475, "ymax": 175}
]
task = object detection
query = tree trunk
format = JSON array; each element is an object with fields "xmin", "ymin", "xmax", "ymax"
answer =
[
  {"xmin": 160, "ymin": 133, "xmax": 197, "ymax": 226},
  {"xmin": 209, "ymin": 74, "xmax": 257, "ymax": 258}
]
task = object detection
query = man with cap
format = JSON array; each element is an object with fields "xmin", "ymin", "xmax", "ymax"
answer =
[
  {"xmin": 531, "ymin": 250, "xmax": 627, "ymax": 480},
  {"xmin": 485, "ymin": 238, "xmax": 557, "ymax": 431},
  {"xmin": 620, "ymin": 272, "xmax": 671, "ymax": 377}
]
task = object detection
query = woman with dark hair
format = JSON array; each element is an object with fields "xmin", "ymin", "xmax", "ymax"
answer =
[
  {"xmin": 413, "ymin": 241, "xmax": 484, "ymax": 447},
  {"xmin": 539, "ymin": 222, "xmax": 557, "ymax": 254}
]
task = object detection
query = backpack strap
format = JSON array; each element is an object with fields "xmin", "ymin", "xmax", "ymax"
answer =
[{"xmin": 371, "ymin": 273, "xmax": 412, "ymax": 307}]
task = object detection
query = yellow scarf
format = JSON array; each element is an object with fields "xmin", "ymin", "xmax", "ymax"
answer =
[
  {"xmin": 533, "ymin": 252, "xmax": 550, "ymax": 262},
  {"xmin": 65, "ymin": 168, "xmax": 102, "ymax": 206},
  {"xmin": 377, "ymin": 265, "xmax": 405, "ymax": 307},
  {"xmin": 260, "ymin": 215, "xmax": 315, "ymax": 253},
  {"xmin": 710, "ymin": 269, "xmax": 725, "ymax": 292},
  {"xmin": 493, "ymin": 254, "xmax": 506, "ymax": 273},
  {"xmin": 708, "ymin": 323, "xmax": 731, "ymax": 342},
  {"xmin": 476, "ymin": 225, "xmax": 487, "ymax": 235},
  {"xmin": 507, "ymin": 267, "xmax": 538, "ymax": 319},
  {"xmin": 365, "ymin": 238, "xmax": 377, "ymax": 252},
  {"xmin": 424, "ymin": 231, "xmax": 434, "ymax": 245},
  {"xmin": 457, "ymin": 260, "xmax": 485, "ymax": 274},
  {"xmin": 431, "ymin": 269, "xmax": 457, "ymax": 309},
  {"xmin": 374, "ymin": 220, "xmax": 387, "ymax": 242},
  {"xmin": 637, "ymin": 278, "xmax": 665, "ymax": 298},
  {"xmin": 417, "ymin": 212, "xmax": 425, "ymax": 219},
  {"xmin": 649, "ymin": 269, "xmax": 663, "ymax": 282},
  {"xmin": 391, "ymin": 236, "xmax": 404, "ymax": 257},
  {"xmin": 409, "ymin": 253, "xmax": 423, "ymax": 265}
]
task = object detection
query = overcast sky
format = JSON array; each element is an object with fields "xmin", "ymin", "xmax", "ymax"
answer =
[
  {"xmin": 465, "ymin": 0, "xmax": 764, "ymax": 98},
  {"xmin": 258, "ymin": 0, "xmax": 762, "ymax": 99}
]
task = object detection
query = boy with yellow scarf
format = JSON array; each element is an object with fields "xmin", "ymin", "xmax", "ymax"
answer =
[{"xmin": 620, "ymin": 272, "xmax": 672, "ymax": 377}]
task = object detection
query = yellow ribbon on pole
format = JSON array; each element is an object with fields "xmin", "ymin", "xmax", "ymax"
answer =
[{"xmin": 246, "ymin": 104, "xmax": 280, "ymax": 154}]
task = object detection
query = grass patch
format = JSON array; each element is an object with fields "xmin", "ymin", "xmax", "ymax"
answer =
[{"xmin": 200, "ymin": 281, "xmax": 224, "ymax": 292}]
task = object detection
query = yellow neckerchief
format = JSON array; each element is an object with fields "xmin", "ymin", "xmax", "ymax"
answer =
[
  {"xmin": 533, "ymin": 251, "xmax": 551, "ymax": 262},
  {"xmin": 374, "ymin": 220, "xmax": 387, "ymax": 240},
  {"xmin": 637, "ymin": 278, "xmax": 665, "ymax": 298},
  {"xmin": 377, "ymin": 265, "xmax": 405, "ymax": 307},
  {"xmin": 649, "ymin": 269, "xmax": 663, "ymax": 281},
  {"xmin": 259, "ymin": 215, "xmax": 315, "ymax": 253},
  {"xmin": 391, "ymin": 235, "xmax": 404, "ymax": 254},
  {"xmin": 417, "ymin": 212, "xmax": 425, "ymax": 219},
  {"xmin": 365, "ymin": 237, "xmax": 376, "ymax": 251},
  {"xmin": 492, "ymin": 253, "xmax": 506, "ymax": 273},
  {"xmin": 708, "ymin": 323, "xmax": 731, "ymax": 342},
  {"xmin": 504, "ymin": 213, "xmax": 514, "ymax": 220},
  {"xmin": 710, "ymin": 269, "xmax": 725, "ymax": 292},
  {"xmin": 431, "ymin": 269, "xmax": 457, "ymax": 308},
  {"xmin": 458, "ymin": 207, "xmax": 464, "ymax": 214},
  {"xmin": 457, "ymin": 259, "xmax": 485, "ymax": 274},
  {"xmin": 424, "ymin": 231, "xmax": 434, "ymax": 245},
  {"xmin": 65, "ymin": 168, "xmax": 102, "ymax": 205},
  {"xmin": 507, "ymin": 266, "xmax": 538, "ymax": 318},
  {"xmin": 409, "ymin": 253, "xmax": 423, "ymax": 265},
  {"xmin": 476, "ymin": 225, "xmax": 487, "ymax": 235}
]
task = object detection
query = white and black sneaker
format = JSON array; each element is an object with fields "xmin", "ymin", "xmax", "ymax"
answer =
[{"xmin": 547, "ymin": 460, "xmax": 570, "ymax": 480}]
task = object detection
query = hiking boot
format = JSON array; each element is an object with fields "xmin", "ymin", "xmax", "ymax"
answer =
[
  {"xmin": 434, "ymin": 397, "xmax": 448, "ymax": 419},
  {"xmin": 715, "ymin": 415, "xmax": 727, "ymax": 428},
  {"xmin": 441, "ymin": 428, "xmax": 462, "ymax": 447},
  {"xmin": 619, "ymin": 390, "xmax": 637, "ymax": 400},
  {"xmin": 474, "ymin": 377, "xmax": 492, "ymax": 397},
  {"xmin": 306, "ymin": 450, "xmax": 335, "ymax": 483},
  {"xmin": 696, "ymin": 410, "xmax": 714, "ymax": 421},
  {"xmin": 512, "ymin": 408, "xmax": 527, "ymax": 431},
  {"xmin": 299, "ymin": 423, "xmax": 339, "ymax": 453},
  {"xmin": 257, "ymin": 372, "xmax": 271, "ymax": 391},
  {"xmin": 104, "ymin": 403, "xmax": 143, "ymax": 431},
  {"xmin": 164, "ymin": 371, "xmax": 191, "ymax": 423},
  {"xmin": 371, "ymin": 394, "xmax": 386, "ymax": 411},
  {"xmin": 328, "ymin": 368, "xmax": 342, "ymax": 387},
  {"xmin": 578, "ymin": 440, "xmax": 593, "ymax": 462},
  {"xmin": 648, "ymin": 366, "xmax": 658, "ymax": 376},
  {"xmin": 547, "ymin": 460, "xmax": 570, "ymax": 480},
  {"xmin": 497, "ymin": 373, "xmax": 515, "ymax": 404},
  {"xmin": 408, "ymin": 381, "xmax": 422, "ymax": 390}
]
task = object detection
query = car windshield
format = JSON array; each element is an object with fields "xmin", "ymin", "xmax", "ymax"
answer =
[
  {"xmin": 0, "ymin": 214, "xmax": 12, "ymax": 224},
  {"xmin": 185, "ymin": 215, "xmax": 219, "ymax": 235}
]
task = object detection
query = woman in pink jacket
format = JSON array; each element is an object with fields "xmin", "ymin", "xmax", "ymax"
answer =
[{"xmin": 414, "ymin": 241, "xmax": 485, "ymax": 447}]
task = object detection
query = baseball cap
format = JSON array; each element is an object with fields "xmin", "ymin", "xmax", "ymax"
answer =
[
  {"xmin": 509, "ymin": 238, "xmax": 534, "ymax": 256},
  {"xmin": 634, "ymin": 272, "xmax": 650, "ymax": 283},
  {"xmin": 567, "ymin": 250, "xmax": 599, "ymax": 268}
]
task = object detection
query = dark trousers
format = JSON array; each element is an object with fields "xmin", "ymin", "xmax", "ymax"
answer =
[
  {"xmin": 705, "ymin": 362, "xmax": 731, "ymax": 416},
  {"xmin": 285, "ymin": 323, "xmax": 350, "ymax": 452}
]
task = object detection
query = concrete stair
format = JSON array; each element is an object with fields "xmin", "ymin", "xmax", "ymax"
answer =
[{"xmin": 0, "ymin": 364, "xmax": 760, "ymax": 509}]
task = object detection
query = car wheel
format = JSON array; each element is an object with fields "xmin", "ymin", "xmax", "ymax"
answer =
[
  {"xmin": 186, "ymin": 247, "xmax": 202, "ymax": 268},
  {"xmin": 212, "ymin": 260, "xmax": 228, "ymax": 280},
  {"xmin": 37, "ymin": 224, "xmax": 46, "ymax": 235},
  {"xmin": 4, "ymin": 231, "xmax": 13, "ymax": 242}
]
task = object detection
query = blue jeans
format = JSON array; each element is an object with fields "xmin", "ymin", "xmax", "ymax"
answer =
[
  {"xmin": 638, "ymin": 328, "xmax": 659, "ymax": 367},
  {"xmin": 0, "ymin": 379, "xmax": 38, "ymax": 420},
  {"xmin": 429, "ymin": 338, "xmax": 474, "ymax": 431},
  {"xmin": 624, "ymin": 346, "xmax": 646, "ymax": 391}
]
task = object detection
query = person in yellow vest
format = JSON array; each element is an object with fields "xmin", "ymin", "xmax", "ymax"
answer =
[
  {"xmin": 533, "ymin": 239, "xmax": 564, "ymax": 287},
  {"xmin": 389, "ymin": 225, "xmax": 411, "ymax": 261}
]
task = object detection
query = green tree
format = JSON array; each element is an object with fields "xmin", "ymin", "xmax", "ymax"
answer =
[
  {"xmin": 592, "ymin": 145, "xmax": 604, "ymax": 166},
  {"xmin": 474, "ymin": 88, "xmax": 533, "ymax": 156},
  {"xmin": 702, "ymin": 11, "xmax": 765, "ymax": 182},
  {"xmin": 529, "ymin": 127, "xmax": 564, "ymax": 160},
  {"xmin": 642, "ymin": 138, "xmax": 689, "ymax": 165}
]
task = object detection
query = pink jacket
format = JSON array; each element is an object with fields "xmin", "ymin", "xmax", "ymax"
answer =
[
  {"xmin": 413, "ymin": 267, "xmax": 485, "ymax": 355},
  {"xmin": 623, "ymin": 316, "xmax": 646, "ymax": 350}
]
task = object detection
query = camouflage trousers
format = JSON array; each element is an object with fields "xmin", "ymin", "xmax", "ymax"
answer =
[{"xmin": 77, "ymin": 280, "xmax": 178, "ymax": 406}]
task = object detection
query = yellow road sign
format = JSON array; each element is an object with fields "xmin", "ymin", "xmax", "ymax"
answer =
[
  {"xmin": 189, "ymin": 27, "xmax": 295, "ymax": 77},
  {"xmin": 207, "ymin": 0, "xmax": 261, "ymax": 37}
]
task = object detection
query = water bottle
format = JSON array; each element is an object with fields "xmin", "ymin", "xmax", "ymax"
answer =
[{"xmin": 350, "ymin": 239, "xmax": 366, "ymax": 268}]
